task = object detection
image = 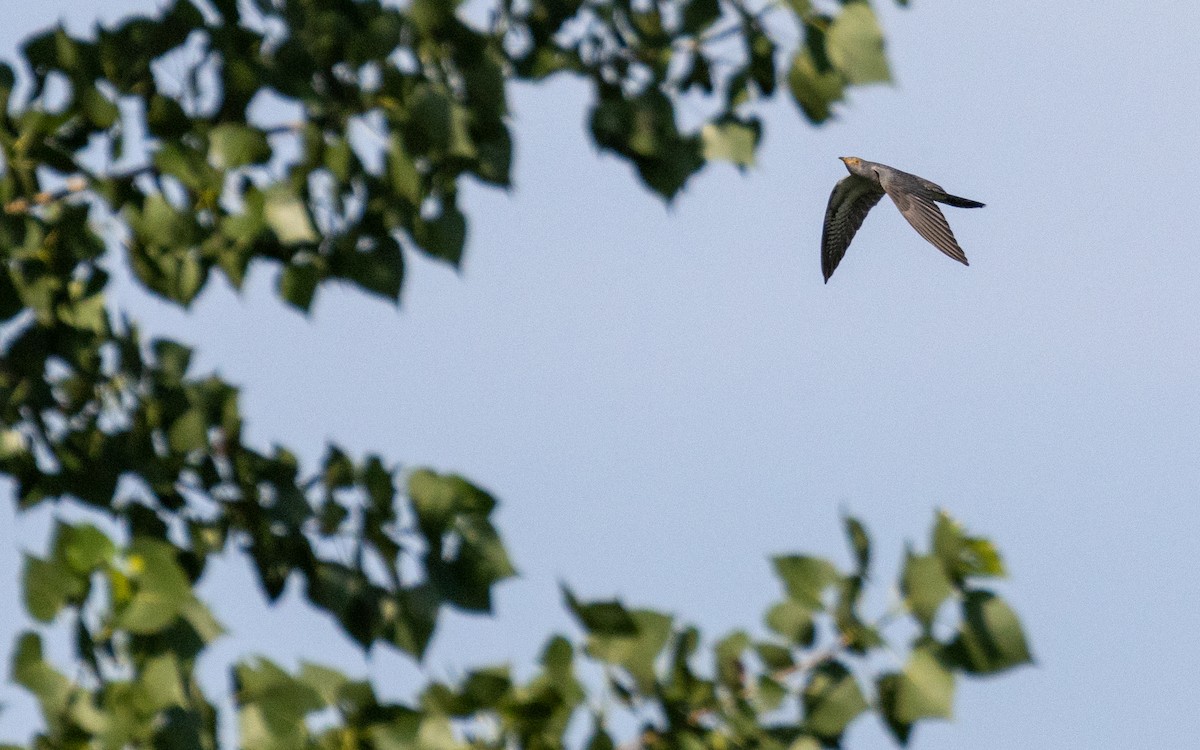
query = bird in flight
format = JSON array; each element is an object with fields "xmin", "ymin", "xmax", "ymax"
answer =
[{"xmin": 821, "ymin": 157, "xmax": 984, "ymax": 282}]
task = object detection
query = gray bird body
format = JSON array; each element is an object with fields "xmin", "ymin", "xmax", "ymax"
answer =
[{"xmin": 822, "ymin": 157, "xmax": 984, "ymax": 282}]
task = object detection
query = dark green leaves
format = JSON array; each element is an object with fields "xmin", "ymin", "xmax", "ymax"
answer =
[
  {"xmin": 765, "ymin": 599, "xmax": 816, "ymax": 646},
  {"xmin": 23, "ymin": 554, "xmax": 85, "ymax": 622},
  {"xmin": 933, "ymin": 509, "xmax": 1008, "ymax": 583},
  {"xmin": 565, "ymin": 590, "xmax": 672, "ymax": 693},
  {"xmin": 590, "ymin": 87, "xmax": 704, "ymax": 201},
  {"xmin": 563, "ymin": 588, "xmax": 639, "ymax": 635},
  {"xmin": 949, "ymin": 591, "xmax": 1033, "ymax": 674},
  {"xmin": 772, "ymin": 555, "xmax": 839, "ymax": 608},
  {"xmin": 236, "ymin": 659, "xmax": 325, "ymax": 750},
  {"xmin": 0, "ymin": 0, "xmax": 907, "ymax": 305},
  {"xmin": 877, "ymin": 644, "xmax": 955, "ymax": 744},
  {"xmin": 802, "ymin": 661, "xmax": 868, "ymax": 740},
  {"xmin": 682, "ymin": 0, "xmax": 722, "ymax": 35},
  {"xmin": 208, "ymin": 124, "xmax": 272, "ymax": 169},
  {"xmin": 402, "ymin": 469, "xmax": 515, "ymax": 615},
  {"xmin": 22, "ymin": 523, "xmax": 114, "ymax": 622},
  {"xmin": 413, "ymin": 201, "xmax": 467, "ymax": 267},
  {"xmin": 785, "ymin": 2, "xmax": 893, "ymax": 124},
  {"xmin": 844, "ymin": 514, "xmax": 871, "ymax": 574}
]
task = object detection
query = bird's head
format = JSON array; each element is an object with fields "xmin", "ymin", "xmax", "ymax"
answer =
[{"xmin": 839, "ymin": 156, "xmax": 869, "ymax": 177}]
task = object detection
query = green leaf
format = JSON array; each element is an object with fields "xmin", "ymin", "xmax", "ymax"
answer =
[
  {"xmin": 138, "ymin": 653, "xmax": 187, "ymax": 711},
  {"xmin": 370, "ymin": 711, "xmax": 424, "ymax": 750},
  {"xmin": 902, "ymin": 553, "xmax": 953, "ymax": 629},
  {"xmin": 772, "ymin": 555, "xmax": 839, "ymax": 609},
  {"xmin": 788, "ymin": 48, "xmax": 844, "ymax": 124},
  {"xmin": 324, "ymin": 137, "xmax": 356, "ymax": 183},
  {"xmin": 387, "ymin": 135, "xmax": 422, "ymax": 204},
  {"xmin": 407, "ymin": 469, "xmax": 495, "ymax": 536},
  {"xmin": 843, "ymin": 514, "xmax": 870, "ymax": 574},
  {"xmin": 297, "ymin": 662, "xmax": 349, "ymax": 706},
  {"xmin": 55, "ymin": 522, "xmax": 115, "ymax": 574},
  {"xmin": 405, "ymin": 86, "xmax": 452, "ymax": 153},
  {"xmin": 877, "ymin": 642, "xmax": 957, "ymax": 745},
  {"xmin": 168, "ymin": 407, "xmax": 208, "ymax": 453},
  {"xmin": 747, "ymin": 28, "xmax": 777, "ymax": 95},
  {"xmin": 417, "ymin": 715, "xmax": 467, "ymax": 750},
  {"xmin": 755, "ymin": 674, "xmax": 787, "ymax": 712},
  {"xmin": 236, "ymin": 659, "xmax": 324, "ymax": 750},
  {"xmin": 264, "ymin": 187, "xmax": 319, "ymax": 245},
  {"xmin": 933, "ymin": 510, "xmax": 1007, "ymax": 582},
  {"xmin": 154, "ymin": 339, "xmax": 193, "ymax": 384},
  {"xmin": 701, "ymin": 117, "xmax": 761, "ymax": 167},
  {"xmin": 329, "ymin": 237, "xmax": 404, "ymax": 302},
  {"xmin": 131, "ymin": 193, "xmax": 200, "ymax": 248},
  {"xmin": 0, "ymin": 62, "xmax": 14, "ymax": 113},
  {"xmin": 765, "ymin": 599, "xmax": 816, "ymax": 646},
  {"xmin": 832, "ymin": 577, "xmax": 883, "ymax": 652},
  {"xmin": 434, "ymin": 517, "xmax": 515, "ymax": 611},
  {"xmin": 784, "ymin": 0, "xmax": 813, "ymax": 16},
  {"xmin": 0, "ymin": 269, "xmax": 23, "ymax": 322},
  {"xmin": 948, "ymin": 591, "xmax": 1033, "ymax": 674},
  {"xmin": 0, "ymin": 430, "xmax": 27, "ymax": 459},
  {"xmin": 682, "ymin": 0, "xmax": 722, "ymax": 35},
  {"xmin": 714, "ymin": 630, "xmax": 749, "ymax": 690},
  {"xmin": 278, "ymin": 261, "xmax": 321, "ymax": 312},
  {"xmin": 77, "ymin": 85, "xmax": 118, "ymax": 128},
  {"xmin": 895, "ymin": 644, "xmax": 955, "ymax": 722},
  {"xmin": 154, "ymin": 141, "xmax": 222, "ymax": 194},
  {"xmin": 23, "ymin": 554, "xmax": 83, "ymax": 622},
  {"xmin": 209, "ymin": 123, "xmax": 272, "ymax": 169},
  {"xmin": 584, "ymin": 609, "xmax": 672, "ymax": 692},
  {"xmin": 180, "ymin": 597, "xmax": 225, "ymax": 644},
  {"xmin": 802, "ymin": 661, "xmax": 868, "ymax": 740},
  {"xmin": 414, "ymin": 202, "xmax": 467, "ymax": 266},
  {"xmin": 826, "ymin": 4, "xmax": 891, "ymax": 85},
  {"xmin": 11, "ymin": 633, "xmax": 72, "ymax": 721},
  {"xmin": 562, "ymin": 587, "xmax": 638, "ymax": 636},
  {"xmin": 874, "ymin": 673, "xmax": 912, "ymax": 745},
  {"xmin": 754, "ymin": 642, "xmax": 794, "ymax": 671},
  {"xmin": 119, "ymin": 539, "xmax": 192, "ymax": 634},
  {"xmin": 147, "ymin": 94, "xmax": 191, "ymax": 138}
]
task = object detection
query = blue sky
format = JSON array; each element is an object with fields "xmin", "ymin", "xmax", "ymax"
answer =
[{"xmin": 3, "ymin": 1, "xmax": 1200, "ymax": 748}]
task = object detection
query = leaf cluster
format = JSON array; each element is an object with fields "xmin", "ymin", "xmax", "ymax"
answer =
[{"xmin": 1, "ymin": 0, "xmax": 900, "ymax": 317}]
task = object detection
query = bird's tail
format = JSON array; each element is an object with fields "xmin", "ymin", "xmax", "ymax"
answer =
[{"xmin": 935, "ymin": 192, "xmax": 985, "ymax": 208}]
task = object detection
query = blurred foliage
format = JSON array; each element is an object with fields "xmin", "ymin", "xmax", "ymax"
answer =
[
  {"xmin": 0, "ymin": 2, "xmax": 1028, "ymax": 749},
  {"xmin": 8, "ymin": 510, "xmax": 1029, "ymax": 750},
  {"xmin": 0, "ymin": 0, "xmax": 900, "ymax": 312}
]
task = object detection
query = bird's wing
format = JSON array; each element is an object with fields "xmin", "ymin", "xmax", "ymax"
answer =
[
  {"xmin": 879, "ymin": 176, "xmax": 970, "ymax": 266},
  {"xmin": 822, "ymin": 175, "xmax": 885, "ymax": 281}
]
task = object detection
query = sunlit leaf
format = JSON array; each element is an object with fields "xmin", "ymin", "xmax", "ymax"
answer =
[{"xmin": 826, "ymin": 4, "xmax": 891, "ymax": 84}]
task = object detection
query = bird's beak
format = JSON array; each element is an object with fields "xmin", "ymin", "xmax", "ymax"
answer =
[{"xmin": 838, "ymin": 156, "xmax": 849, "ymax": 164}]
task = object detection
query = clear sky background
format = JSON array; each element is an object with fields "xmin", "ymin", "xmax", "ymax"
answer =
[{"xmin": 3, "ymin": 1, "xmax": 1200, "ymax": 748}]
